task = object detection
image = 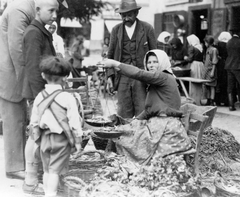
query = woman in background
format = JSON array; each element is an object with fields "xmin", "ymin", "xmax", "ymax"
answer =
[
  {"xmin": 215, "ymin": 32, "xmax": 232, "ymax": 106},
  {"xmin": 157, "ymin": 31, "xmax": 171, "ymax": 57},
  {"xmin": 185, "ymin": 34, "xmax": 204, "ymax": 79},
  {"xmin": 47, "ymin": 22, "xmax": 65, "ymax": 58},
  {"xmin": 169, "ymin": 37, "xmax": 188, "ymax": 67}
]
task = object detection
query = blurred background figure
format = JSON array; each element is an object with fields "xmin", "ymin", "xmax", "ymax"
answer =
[
  {"xmin": 215, "ymin": 31, "xmax": 232, "ymax": 106},
  {"xmin": 169, "ymin": 37, "xmax": 188, "ymax": 67},
  {"xmin": 101, "ymin": 37, "xmax": 110, "ymax": 59},
  {"xmin": 177, "ymin": 28, "xmax": 185, "ymax": 44},
  {"xmin": 225, "ymin": 26, "xmax": 240, "ymax": 111},
  {"xmin": 47, "ymin": 21, "xmax": 65, "ymax": 58},
  {"xmin": 157, "ymin": 31, "xmax": 171, "ymax": 57},
  {"xmin": 71, "ymin": 35, "xmax": 85, "ymax": 71},
  {"xmin": 202, "ymin": 35, "xmax": 219, "ymax": 106},
  {"xmin": 185, "ymin": 34, "xmax": 204, "ymax": 79}
]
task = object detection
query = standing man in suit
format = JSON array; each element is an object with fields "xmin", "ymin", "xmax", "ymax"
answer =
[
  {"xmin": 0, "ymin": 0, "xmax": 67, "ymax": 195},
  {"xmin": 0, "ymin": 0, "xmax": 35, "ymax": 181},
  {"xmin": 107, "ymin": 0, "xmax": 157, "ymax": 118},
  {"xmin": 225, "ymin": 25, "xmax": 240, "ymax": 111}
]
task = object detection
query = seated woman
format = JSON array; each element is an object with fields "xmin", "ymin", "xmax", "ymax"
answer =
[{"xmin": 103, "ymin": 50, "xmax": 192, "ymax": 165}]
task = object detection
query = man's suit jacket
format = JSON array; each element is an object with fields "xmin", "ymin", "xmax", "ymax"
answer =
[
  {"xmin": 0, "ymin": 0, "xmax": 35, "ymax": 102},
  {"xmin": 225, "ymin": 35, "xmax": 240, "ymax": 70},
  {"xmin": 107, "ymin": 19, "xmax": 157, "ymax": 89},
  {"xmin": 22, "ymin": 19, "xmax": 56, "ymax": 99}
]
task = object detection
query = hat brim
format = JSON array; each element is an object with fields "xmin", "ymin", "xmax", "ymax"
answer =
[
  {"xmin": 115, "ymin": 6, "xmax": 141, "ymax": 13},
  {"xmin": 58, "ymin": 0, "xmax": 68, "ymax": 8}
]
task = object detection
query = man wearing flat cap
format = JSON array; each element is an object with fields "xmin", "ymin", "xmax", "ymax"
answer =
[
  {"xmin": 107, "ymin": 0, "xmax": 157, "ymax": 119},
  {"xmin": 0, "ymin": 0, "xmax": 67, "ymax": 195}
]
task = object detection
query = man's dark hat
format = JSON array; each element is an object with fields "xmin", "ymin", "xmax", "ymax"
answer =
[{"xmin": 115, "ymin": 0, "xmax": 141, "ymax": 14}]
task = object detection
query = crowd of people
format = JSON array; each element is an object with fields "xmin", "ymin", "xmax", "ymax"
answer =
[{"xmin": 0, "ymin": 0, "xmax": 239, "ymax": 196}]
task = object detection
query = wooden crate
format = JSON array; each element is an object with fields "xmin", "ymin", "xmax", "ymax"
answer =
[{"xmin": 180, "ymin": 103, "xmax": 217, "ymax": 131}]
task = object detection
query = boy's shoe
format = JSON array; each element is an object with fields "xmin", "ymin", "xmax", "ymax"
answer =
[{"xmin": 22, "ymin": 182, "xmax": 45, "ymax": 195}]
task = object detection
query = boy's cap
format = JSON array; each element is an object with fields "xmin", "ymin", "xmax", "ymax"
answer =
[{"xmin": 58, "ymin": 0, "xmax": 68, "ymax": 8}]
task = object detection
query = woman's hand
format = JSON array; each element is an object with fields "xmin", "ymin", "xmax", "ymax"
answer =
[{"xmin": 101, "ymin": 59, "xmax": 121, "ymax": 70}]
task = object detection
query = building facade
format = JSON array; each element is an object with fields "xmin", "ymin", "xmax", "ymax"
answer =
[{"xmin": 152, "ymin": 0, "xmax": 236, "ymax": 44}]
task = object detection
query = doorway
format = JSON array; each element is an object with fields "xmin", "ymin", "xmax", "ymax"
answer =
[
  {"xmin": 231, "ymin": 6, "xmax": 240, "ymax": 29},
  {"xmin": 189, "ymin": 5, "xmax": 211, "ymax": 44}
]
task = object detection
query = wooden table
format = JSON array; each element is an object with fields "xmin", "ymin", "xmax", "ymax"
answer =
[{"xmin": 177, "ymin": 77, "xmax": 211, "ymax": 105}]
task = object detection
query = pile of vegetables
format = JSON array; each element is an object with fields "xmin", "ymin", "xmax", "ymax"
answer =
[
  {"xmin": 130, "ymin": 154, "xmax": 198, "ymax": 193},
  {"xmin": 78, "ymin": 154, "xmax": 199, "ymax": 197},
  {"xmin": 199, "ymin": 127, "xmax": 240, "ymax": 174}
]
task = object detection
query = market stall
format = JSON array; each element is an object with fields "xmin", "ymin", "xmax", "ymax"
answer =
[{"xmin": 58, "ymin": 83, "xmax": 240, "ymax": 197}]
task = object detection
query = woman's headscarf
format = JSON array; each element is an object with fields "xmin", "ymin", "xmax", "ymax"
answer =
[
  {"xmin": 187, "ymin": 34, "xmax": 203, "ymax": 52},
  {"xmin": 218, "ymin": 31, "xmax": 232, "ymax": 43},
  {"xmin": 169, "ymin": 37, "xmax": 183, "ymax": 49},
  {"xmin": 143, "ymin": 49, "xmax": 173, "ymax": 75},
  {"xmin": 157, "ymin": 31, "xmax": 171, "ymax": 44},
  {"xmin": 46, "ymin": 22, "xmax": 65, "ymax": 57}
]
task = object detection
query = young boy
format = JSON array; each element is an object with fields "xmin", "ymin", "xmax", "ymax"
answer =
[
  {"xmin": 22, "ymin": 0, "xmax": 59, "ymax": 194},
  {"xmin": 30, "ymin": 56, "xmax": 83, "ymax": 197}
]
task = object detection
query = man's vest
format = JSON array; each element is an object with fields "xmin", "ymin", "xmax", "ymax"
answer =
[{"xmin": 121, "ymin": 27, "xmax": 137, "ymax": 67}]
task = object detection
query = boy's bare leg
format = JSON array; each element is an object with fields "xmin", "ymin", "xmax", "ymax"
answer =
[{"xmin": 45, "ymin": 173, "xmax": 59, "ymax": 197}]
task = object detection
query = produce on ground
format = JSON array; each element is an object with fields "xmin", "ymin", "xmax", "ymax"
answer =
[
  {"xmin": 198, "ymin": 127, "xmax": 240, "ymax": 175},
  {"xmin": 78, "ymin": 154, "xmax": 199, "ymax": 197}
]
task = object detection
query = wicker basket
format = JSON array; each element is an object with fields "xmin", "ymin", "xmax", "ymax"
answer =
[
  {"xmin": 69, "ymin": 150, "xmax": 106, "ymax": 170},
  {"xmin": 91, "ymin": 133, "xmax": 108, "ymax": 150},
  {"xmin": 214, "ymin": 173, "xmax": 240, "ymax": 197},
  {"xmin": 81, "ymin": 136, "xmax": 90, "ymax": 150},
  {"xmin": 62, "ymin": 172, "xmax": 88, "ymax": 197}
]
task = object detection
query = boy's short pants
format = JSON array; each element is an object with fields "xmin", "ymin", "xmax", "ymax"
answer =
[{"xmin": 40, "ymin": 131, "xmax": 71, "ymax": 175}]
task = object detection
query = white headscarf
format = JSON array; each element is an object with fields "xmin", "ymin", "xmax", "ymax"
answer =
[
  {"xmin": 143, "ymin": 49, "xmax": 173, "ymax": 75},
  {"xmin": 46, "ymin": 22, "xmax": 65, "ymax": 57},
  {"xmin": 218, "ymin": 31, "xmax": 232, "ymax": 43},
  {"xmin": 187, "ymin": 34, "xmax": 203, "ymax": 53},
  {"xmin": 157, "ymin": 31, "xmax": 171, "ymax": 44}
]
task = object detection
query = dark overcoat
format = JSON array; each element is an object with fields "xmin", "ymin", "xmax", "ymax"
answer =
[{"xmin": 22, "ymin": 19, "xmax": 56, "ymax": 99}]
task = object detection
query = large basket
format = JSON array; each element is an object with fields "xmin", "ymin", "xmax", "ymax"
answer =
[
  {"xmin": 214, "ymin": 173, "xmax": 240, "ymax": 197},
  {"xmin": 91, "ymin": 133, "xmax": 108, "ymax": 150},
  {"xmin": 61, "ymin": 170, "xmax": 89, "ymax": 197},
  {"xmin": 69, "ymin": 150, "xmax": 106, "ymax": 170},
  {"xmin": 81, "ymin": 136, "xmax": 90, "ymax": 150}
]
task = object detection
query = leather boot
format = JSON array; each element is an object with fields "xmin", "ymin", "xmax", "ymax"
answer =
[
  {"xmin": 210, "ymin": 99, "xmax": 215, "ymax": 106},
  {"xmin": 228, "ymin": 93, "xmax": 236, "ymax": 111}
]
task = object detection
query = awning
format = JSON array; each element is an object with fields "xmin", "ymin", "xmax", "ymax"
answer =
[
  {"xmin": 60, "ymin": 17, "xmax": 82, "ymax": 28},
  {"xmin": 104, "ymin": 20, "xmax": 121, "ymax": 33}
]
